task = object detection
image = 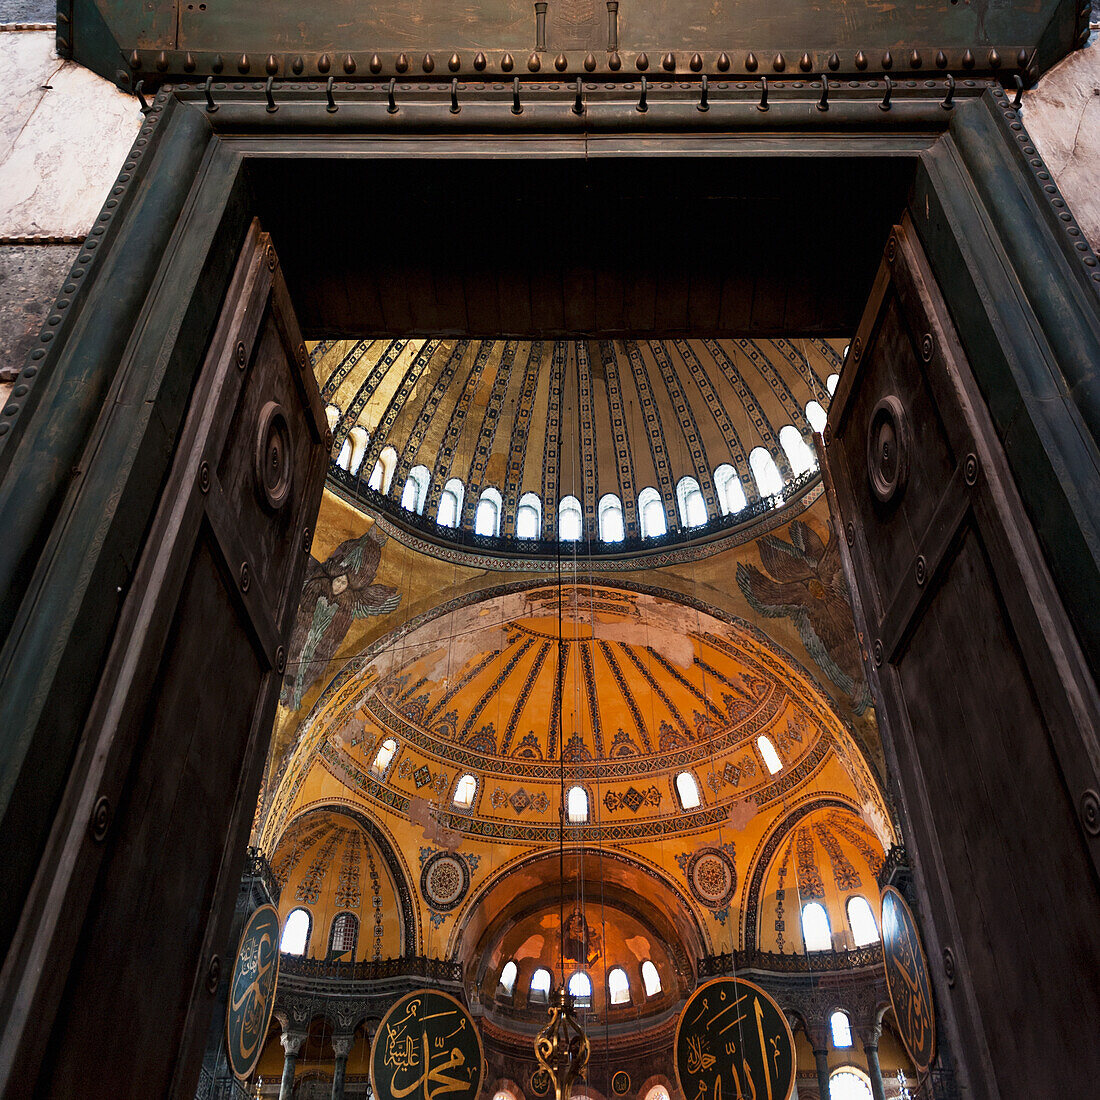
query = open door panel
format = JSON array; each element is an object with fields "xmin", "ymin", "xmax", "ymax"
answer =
[{"xmin": 821, "ymin": 218, "xmax": 1100, "ymax": 1097}]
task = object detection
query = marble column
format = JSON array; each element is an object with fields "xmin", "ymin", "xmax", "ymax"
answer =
[
  {"xmin": 813, "ymin": 1047, "xmax": 832, "ymax": 1100},
  {"xmin": 331, "ymin": 1035, "xmax": 354, "ymax": 1100},
  {"xmin": 861, "ymin": 1025, "xmax": 887, "ymax": 1100},
  {"xmin": 278, "ymin": 1031, "xmax": 305, "ymax": 1100}
]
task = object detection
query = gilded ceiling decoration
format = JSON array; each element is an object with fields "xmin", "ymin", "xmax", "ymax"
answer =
[{"xmin": 313, "ymin": 337, "xmax": 843, "ymax": 551}]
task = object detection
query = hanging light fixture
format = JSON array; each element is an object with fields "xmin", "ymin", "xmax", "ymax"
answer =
[{"xmin": 533, "ymin": 470, "xmax": 590, "ymax": 1100}]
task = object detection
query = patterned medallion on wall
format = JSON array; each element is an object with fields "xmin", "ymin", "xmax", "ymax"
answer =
[
  {"xmin": 681, "ymin": 845, "xmax": 737, "ymax": 910},
  {"xmin": 420, "ymin": 851, "xmax": 470, "ymax": 913}
]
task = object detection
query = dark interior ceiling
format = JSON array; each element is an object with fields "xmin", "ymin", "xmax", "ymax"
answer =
[{"xmin": 252, "ymin": 155, "xmax": 916, "ymax": 339}]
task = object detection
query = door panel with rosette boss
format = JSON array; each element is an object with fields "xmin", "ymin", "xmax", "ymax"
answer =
[
  {"xmin": 0, "ymin": 223, "xmax": 330, "ymax": 1098},
  {"xmin": 820, "ymin": 217, "xmax": 1100, "ymax": 1099}
]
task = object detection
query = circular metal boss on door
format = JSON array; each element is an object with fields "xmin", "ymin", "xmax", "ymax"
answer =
[
  {"xmin": 254, "ymin": 400, "xmax": 293, "ymax": 510},
  {"xmin": 867, "ymin": 394, "xmax": 910, "ymax": 504}
]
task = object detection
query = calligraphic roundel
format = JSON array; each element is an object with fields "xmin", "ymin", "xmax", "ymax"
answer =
[
  {"xmin": 675, "ymin": 976, "xmax": 795, "ymax": 1100},
  {"xmin": 371, "ymin": 989, "xmax": 485, "ymax": 1100},
  {"xmin": 881, "ymin": 886, "xmax": 936, "ymax": 1074},
  {"xmin": 226, "ymin": 903, "xmax": 281, "ymax": 1079}
]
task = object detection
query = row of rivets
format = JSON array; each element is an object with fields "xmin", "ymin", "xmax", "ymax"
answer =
[{"xmin": 127, "ymin": 46, "xmax": 1031, "ymax": 78}]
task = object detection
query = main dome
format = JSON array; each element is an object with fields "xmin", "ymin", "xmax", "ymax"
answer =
[{"xmin": 314, "ymin": 337, "xmax": 843, "ymax": 556}]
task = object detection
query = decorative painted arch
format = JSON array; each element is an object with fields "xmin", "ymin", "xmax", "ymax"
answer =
[
  {"xmin": 739, "ymin": 795, "xmax": 858, "ymax": 950},
  {"xmin": 275, "ymin": 802, "xmax": 418, "ymax": 957}
]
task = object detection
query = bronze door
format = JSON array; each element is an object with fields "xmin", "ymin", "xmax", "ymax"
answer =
[
  {"xmin": 821, "ymin": 218, "xmax": 1100, "ymax": 1097},
  {"xmin": 0, "ymin": 224, "xmax": 328, "ymax": 1098}
]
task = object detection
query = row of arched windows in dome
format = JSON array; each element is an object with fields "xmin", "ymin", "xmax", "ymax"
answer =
[
  {"xmin": 368, "ymin": 740, "xmax": 785, "ymax": 813},
  {"xmin": 328, "ymin": 384, "xmax": 838, "ymax": 541},
  {"xmin": 799, "ymin": 895, "xmax": 880, "ymax": 952},
  {"xmin": 279, "ymin": 907, "xmax": 359, "ymax": 959},
  {"xmin": 498, "ymin": 959, "xmax": 662, "ymax": 1006}
]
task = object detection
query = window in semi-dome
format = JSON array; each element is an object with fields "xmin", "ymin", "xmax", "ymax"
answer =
[
  {"xmin": 801, "ymin": 901, "xmax": 832, "ymax": 951},
  {"xmin": 676, "ymin": 476, "xmax": 708, "ymax": 528},
  {"xmin": 847, "ymin": 895, "xmax": 880, "ymax": 946},
  {"xmin": 568, "ymin": 971, "xmax": 592, "ymax": 1007},
  {"xmin": 779, "ymin": 425, "xmax": 817, "ymax": 477},
  {"xmin": 830, "ymin": 1010, "xmax": 853, "ymax": 1048},
  {"xmin": 827, "ymin": 372, "xmax": 841, "ymax": 396},
  {"xmin": 567, "ymin": 785, "xmax": 588, "ymax": 823},
  {"xmin": 644, "ymin": 1087, "xmax": 670, "ymax": 1100},
  {"xmin": 637, "ymin": 487, "xmax": 667, "ymax": 538},
  {"xmin": 758, "ymin": 735, "xmax": 783, "ymax": 775},
  {"xmin": 336, "ymin": 438, "xmax": 353, "ymax": 470},
  {"xmin": 714, "ymin": 464, "xmax": 747, "ymax": 516},
  {"xmin": 437, "ymin": 478, "xmax": 464, "ymax": 528},
  {"xmin": 749, "ymin": 447, "xmax": 784, "ymax": 498},
  {"xmin": 558, "ymin": 495, "xmax": 583, "ymax": 541},
  {"xmin": 346, "ymin": 427, "xmax": 369, "ymax": 475},
  {"xmin": 805, "ymin": 400, "xmax": 828, "ymax": 435},
  {"xmin": 530, "ymin": 968, "xmax": 552, "ymax": 1003},
  {"xmin": 675, "ymin": 771, "xmax": 701, "ymax": 810},
  {"xmin": 516, "ymin": 492, "xmax": 542, "ymax": 539},
  {"xmin": 608, "ymin": 967, "xmax": 630, "ymax": 1005},
  {"xmin": 475, "ymin": 487, "xmax": 503, "ymax": 537},
  {"xmin": 830, "ymin": 1069, "xmax": 873, "ymax": 1100},
  {"xmin": 280, "ymin": 908, "xmax": 311, "ymax": 956},
  {"xmin": 453, "ymin": 773, "xmax": 478, "ymax": 807},
  {"xmin": 498, "ymin": 960, "xmax": 518, "ymax": 996},
  {"xmin": 598, "ymin": 494, "xmax": 625, "ymax": 543},
  {"xmin": 329, "ymin": 912, "xmax": 358, "ymax": 957},
  {"xmin": 642, "ymin": 960, "xmax": 662, "ymax": 996},
  {"xmin": 401, "ymin": 465, "xmax": 430, "ymax": 514},
  {"xmin": 371, "ymin": 737, "xmax": 397, "ymax": 776}
]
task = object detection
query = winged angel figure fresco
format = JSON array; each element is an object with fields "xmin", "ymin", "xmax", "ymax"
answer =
[
  {"xmin": 736, "ymin": 521, "xmax": 872, "ymax": 714},
  {"xmin": 281, "ymin": 529, "xmax": 401, "ymax": 710}
]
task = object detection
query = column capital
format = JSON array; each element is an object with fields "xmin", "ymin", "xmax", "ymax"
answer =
[
  {"xmin": 858, "ymin": 1021, "xmax": 883, "ymax": 1048},
  {"xmin": 280, "ymin": 1030, "xmax": 306, "ymax": 1056},
  {"xmin": 332, "ymin": 1035, "xmax": 355, "ymax": 1058}
]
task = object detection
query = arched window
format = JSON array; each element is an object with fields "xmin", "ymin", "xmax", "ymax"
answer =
[
  {"xmin": 801, "ymin": 901, "xmax": 832, "ymax": 951},
  {"xmin": 714, "ymin": 464, "xmax": 747, "ymax": 516},
  {"xmin": 336, "ymin": 438, "xmax": 353, "ymax": 471},
  {"xmin": 567, "ymin": 971, "xmax": 592, "ymax": 1008},
  {"xmin": 325, "ymin": 405, "xmax": 340, "ymax": 435},
  {"xmin": 530, "ymin": 968, "xmax": 552, "ymax": 1004},
  {"xmin": 607, "ymin": 967, "xmax": 630, "ymax": 1005},
  {"xmin": 347, "ymin": 427, "xmax": 370, "ymax": 475},
  {"xmin": 641, "ymin": 960, "xmax": 662, "ymax": 996},
  {"xmin": 598, "ymin": 494, "xmax": 625, "ymax": 543},
  {"xmin": 676, "ymin": 476, "xmax": 708, "ymax": 528},
  {"xmin": 830, "ymin": 1010, "xmax": 853, "ymax": 1048},
  {"xmin": 437, "ymin": 478, "xmax": 464, "ymax": 528},
  {"xmin": 847, "ymin": 896, "xmax": 880, "ymax": 946},
  {"xmin": 498, "ymin": 960, "xmax": 518, "ymax": 996},
  {"xmin": 827, "ymin": 373, "xmax": 840, "ymax": 396},
  {"xmin": 329, "ymin": 912, "xmax": 359, "ymax": 958},
  {"xmin": 829, "ymin": 1068, "xmax": 873, "ymax": 1100},
  {"xmin": 805, "ymin": 400, "xmax": 828, "ymax": 435},
  {"xmin": 516, "ymin": 492, "xmax": 542, "ymax": 539},
  {"xmin": 475, "ymin": 487, "xmax": 503, "ymax": 537},
  {"xmin": 643, "ymin": 1088, "xmax": 670, "ymax": 1100},
  {"xmin": 749, "ymin": 447, "xmax": 784, "ymax": 498},
  {"xmin": 368, "ymin": 445, "xmax": 398, "ymax": 494},
  {"xmin": 401, "ymin": 465, "xmax": 431, "ymax": 515},
  {"xmin": 280, "ymin": 908, "xmax": 311, "ymax": 956},
  {"xmin": 637, "ymin": 487, "xmax": 667, "ymax": 538},
  {"xmin": 675, "ymin": 771, "xmax": 701, "ymax": 810},
  {"xmin": 371, "ymin": 737, "xmax": 397, "ymax": 777},
  {"xmin": 757, "ymin": 735, "xmax": 783, "ymax": 775},
  {"xmin": 779, "ymin": 425, "xmax": 816, "ymax": 477},
  {"xmin": 558, "ymin": 495, "xmax": 583, "ymax": 541},
  {"xmin": 453, "ymin": 773, "xmax": 478, "ymax": 807},
  {"xmin": 567, "ymin": 786, "xmax": 588, "ymax": 823}
]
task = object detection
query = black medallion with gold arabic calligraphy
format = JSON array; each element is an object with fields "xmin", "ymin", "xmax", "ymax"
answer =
[
  {"xmin": 881, "ymin": 886, "xmax": 936, "ymax": 1074},
  {"xmin": 226, "ymin": 903, "xmax": 281, "ymax": 1079},
  {"xmin": 371, "ymin": 989, "xmax": 484, "ymax": 1100},
  {"xmin": 675, "ymin": 977, "xmax": 795, "ymax": 1100}
]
